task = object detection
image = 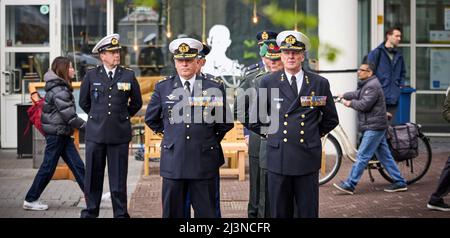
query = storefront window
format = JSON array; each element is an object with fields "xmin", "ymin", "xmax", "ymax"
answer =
[
  {"xmin": 5, "ymin": 5, "xmax": 50, "ymax": 47},
  {"xmin": 385, "ymin": 0, "xmax": 411, "ymax": 43},
  {"xmin": 61, "ymin": 0, "xmax": 107, "ymax": 81},
  {"xmin": 416, "ymin": 94, "xmax": 450, "ymax": 133},
  {"xmin": 416, "ymin": 0, "xmax": 450, "ymax": 44},
  {"xmin": 416, "ymin": 47, "xmax": 450, "ymax": 90},
  {"xmin": 358, "ymin": 0, "xmax": 371, "ymax": 64},
  {"xmin": 114, "ymin": 1, "xmax": 166, "ymax": 77}
]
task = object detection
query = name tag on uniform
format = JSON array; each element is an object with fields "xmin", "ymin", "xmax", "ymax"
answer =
[
  {"xmin": 93, "ymin": 83, "xmax": 102, "ymax": 86},
  {"xmin": 300, "ymin": 96, "xmax": 327, "ymax": 107},
  {"xmin": 117, "ymin": 82, "xmax": 131, "ymax": 91},
  {"xmin": 273, "ymin": 97, "xmax": 284, "ymax": 102}
]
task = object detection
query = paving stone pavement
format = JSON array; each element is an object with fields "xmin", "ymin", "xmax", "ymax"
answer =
[
  {"xmin": 0, "ymin": 148, "xmax": 142, "ymax": 218},
  {"xmin": 129, "ymin": 137, "xmax": 450, "ymax": 218},
  {"xmin": 1, "ymin": 137, "xmax": 450, "ymax": 218}
]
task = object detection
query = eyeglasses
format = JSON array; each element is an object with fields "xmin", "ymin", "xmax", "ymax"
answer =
[{"xmin": 357, "ymin": 68, "xmax": 370, "ymax": 72}]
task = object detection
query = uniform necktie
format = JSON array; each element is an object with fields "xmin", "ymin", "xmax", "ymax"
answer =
[
  {"xmin": 184, "ymin": 81, "xmax": 191, "ymax": 94},
  {"xmin": 108, "ymin": 71, "xmax": 113, "ymax": 81},
  {"xmin": 290, "ymin": 76, "xmax": 298, "ymax": 97}
]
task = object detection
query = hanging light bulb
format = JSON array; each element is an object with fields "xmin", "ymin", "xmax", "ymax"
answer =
[
  {"xmin": 294, "ymin": 0, "xmax": 298, "ymax": 31},
  {"xmin": 202, "ymin": 0, "xmax": 206, "ymax": 43},
  {"xmin": 166, "ymin": 0, "xmax": 172, "ymax": 38},
  {"xmin": 252, "ymin": 0, "xmax": 258, "ymax": 24}
]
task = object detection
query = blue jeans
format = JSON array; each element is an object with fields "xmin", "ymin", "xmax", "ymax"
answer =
[
  {"xmin": 25, "ymin": 135, "xmax": 85, "ymax": 202},
  {"xmin": 344, "ymin": 130, "xmax": 406, "ymax": 189}
]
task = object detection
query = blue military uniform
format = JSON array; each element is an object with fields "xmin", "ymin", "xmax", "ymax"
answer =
[
  {"xmin": 145, "ymin": 38, "xmax": 233, "ymax": 218},
  {"xmin": 249, "ymin": 31, "xmax": 339, "ymax": 218},
  {"xmin": 79, "ymin": 34, "xmax": 143, "ymax": 218}
]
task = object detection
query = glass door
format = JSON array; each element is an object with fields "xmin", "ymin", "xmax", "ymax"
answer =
[{"xmin": 0, "ymin": 0, "xmax": 60, "ymax": 148}]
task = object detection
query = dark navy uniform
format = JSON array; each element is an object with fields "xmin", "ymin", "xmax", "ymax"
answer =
[
  {"xmin": 250, "ymin": 31, "xmax": 339, "ymax": 218},
  {"xmin": 79, "ymin": 34, "xmax": 143, "ymax": 218},
  {"xmin": 145, "ymin": 38, "xmax": 233, "ymax": 218}
]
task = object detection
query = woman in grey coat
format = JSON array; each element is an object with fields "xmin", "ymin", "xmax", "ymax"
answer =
[{"xmin": 24, "ymin": 57, "xmax": 86, "ymax": 211}]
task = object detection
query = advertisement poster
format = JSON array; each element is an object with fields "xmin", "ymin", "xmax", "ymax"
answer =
[{"xmin": 430, "ymin": 48, "xmax": 450, "ymax": 89}]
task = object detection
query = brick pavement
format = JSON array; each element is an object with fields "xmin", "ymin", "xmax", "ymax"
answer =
[
  {"xmin": 0, "ymin": 148, "xmax": 142, "ymax": 218},
  {"xmin": 129, "ymin": 137, "xmax": 450, "ymax": 218}
]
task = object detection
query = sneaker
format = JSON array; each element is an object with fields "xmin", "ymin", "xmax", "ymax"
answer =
[
  {"xmin": 23, "ymin": 200, "xmax": 48, "ymax": 211},
  {"xmin": 427, "ymin": 200, "xmax": 450, "ymax": 212},
  {"xmin": 333, "ymin": 182, "xmax": 354, "ymax": 195},
  {"xmin": 384, "ymin": 182, "xmax": 408, "ymax": 193}
]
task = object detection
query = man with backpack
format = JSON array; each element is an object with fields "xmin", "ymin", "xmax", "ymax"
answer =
[
  {"xmin": 333, "ymin": 59, "xmax": 407, "ymax": 195},
  {"xmin": 427, "ymin": 89, "xmax": 450, "ymax": 211}
]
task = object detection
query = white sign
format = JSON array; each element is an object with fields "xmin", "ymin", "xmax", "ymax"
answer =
[
  {"xmin": 445, "ymin": 8, "xmax": 450, "ymax": 30},
  {"xmin": 430, "ymin": 48, "xmax": 450, "ymax": 90}
]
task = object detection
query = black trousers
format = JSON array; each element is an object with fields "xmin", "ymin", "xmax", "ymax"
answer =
[
  {"xmin": 257, "ymin": 167, "xmax": 270, "ymax": 218},
  {"xmin": 430, "ymin": 156, "xmax": 450, "ymax": 203},
  {"xmin": 162, "ymin": 177, "xmax": 217, "ymax": 218},
  {"xmin": 268, "ymin": 171, "xmax": 319, "ymax": 218},
  {"xmin": 81, "ymin": 141, "xmax": 130, "ymax": 218},
  {"xmin": 248, "ymin": 155, "xmax": 260, "ymax": 218}
]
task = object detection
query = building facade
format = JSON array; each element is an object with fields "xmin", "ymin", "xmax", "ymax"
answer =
[{"xmin": 1, "ymin": 0, "xmax": 449, "ymax": 148}]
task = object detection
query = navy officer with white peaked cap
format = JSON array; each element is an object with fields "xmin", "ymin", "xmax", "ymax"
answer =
[
  {"xmin": 79, "ymin": 33, "xmax": 142, "ymax": 218},
  {"xmin": 145, "ymin": 38, "xmax": 233, "ymax": 218},
  {"xmin": 249, "ymin": 30, "xmax": 339, "ymax": 218}
]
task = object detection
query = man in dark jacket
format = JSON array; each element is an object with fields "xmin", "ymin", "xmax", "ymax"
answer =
[
  {"xmin": 79, "ymin": 34, "xmax": 143, "ymax": 218},
  {"xmin": 333, "ymin": 60, "xmax": 407, "ymax": 195},
  {"xmin": 427, "ymin": 90, "xmax": 450, "ymax": 211},
  {"xmin": 367, "ymin": 27, "xmax": 406, "ymax": 120},
  {"xmin": 145, "ymin": 38, "xmax": 233, "ymax": 218},
  {"xmin": 249, "ymin": 31, "xmax": 339, "ymax": 218}
]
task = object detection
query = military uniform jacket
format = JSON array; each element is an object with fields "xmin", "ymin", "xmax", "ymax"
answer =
[
  {"xmin": 235, "ymin": 66, "xmax": 268, "ymax": 157},
  {"xmin": 79, "ymin": 65, "xmax": 143, "ymax": 144},
  {"xmin": 250, "ymin": 70, "xmax": 339, "ymax": 176},
  {"xmin": 145, "ymin": 75, "xmax": 234, "ymax": 179}
]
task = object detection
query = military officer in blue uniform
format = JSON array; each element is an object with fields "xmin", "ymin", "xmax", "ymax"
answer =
[
  {"xmin": 249, "ymin": 31, "xmax": 339, "ymax": 218},
  {"xmin": 79, "ymin": 33, "xmax": 143, "ymax": 218},
  {"xmin": 145, "ymin": 38, "xmax": 233, "ymax": 218},
  {"xmin": 183, "ymin": 43, "xmax": 223, "ymax": 218}
]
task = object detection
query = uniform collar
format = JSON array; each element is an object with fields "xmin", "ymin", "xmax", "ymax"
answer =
[
  {"xmin": 103, "ymin": 65, "xmax": 117, "ymax": 78},
  {"xmin": 179, "ymin": 74, "xmax": 196, "ymax": 92}
]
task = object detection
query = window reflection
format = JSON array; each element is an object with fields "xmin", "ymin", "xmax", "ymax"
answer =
[
  {"xmin": 416, "ymin": 0, "xmax": 450, "ymax": 44},
  {"xmin": 385, "ymin": 0, "xmax": 411, "ymax": 43},
  {"xmin": 61, "ymin": 0, "xmax": 106, "ymax": 81},
  {"xmin": 114, "ymin": 2, "xmax": 166, "ymax": 77},
  {"xmin": 5, "ymin": 5, "xmax": 50, "ymax": 46},
  {"xmin": 416, "ymin": 94, "xmax": 450, "ymax": 133}
]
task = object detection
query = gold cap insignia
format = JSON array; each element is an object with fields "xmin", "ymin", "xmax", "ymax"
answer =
[
  {"xmin": 268, "ymin": 43, "xmax": 275, "ymax": 49},
  {"xmin": 111, "ymin": 38, "xmax": 119, "ymax": 45},
  {"xmin": 178, "ymin": 43, "xmax": 190, "ymax": 53},
  {"xmin": 285, "ymin": 35, "xmax": 296, "ymax": 44},
  {"xmin": 262, "ymin": 31, "xmax": 269, "ymax": 40}
]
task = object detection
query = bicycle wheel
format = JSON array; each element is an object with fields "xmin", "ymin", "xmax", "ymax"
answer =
[
  {"xmin": 378, "ymin": 133, "xmax": 432, "ymax": 185},
  {"xmin": 319, "ymin": 134, "xmax": 343, "ymax": 185}
]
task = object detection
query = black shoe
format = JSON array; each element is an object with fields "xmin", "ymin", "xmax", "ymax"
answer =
[{"xmin": 427, "ymin": 199, "xmax": 450, "ymax": 212}]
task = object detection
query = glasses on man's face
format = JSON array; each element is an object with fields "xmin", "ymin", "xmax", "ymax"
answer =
[{"xmin": 357, "ymin": 68, "xmax": 370, "ymax": 72}]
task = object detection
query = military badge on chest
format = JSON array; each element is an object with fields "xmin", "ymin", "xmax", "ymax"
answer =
[{"xmin": 117, "ymin": 82, "xmax": 131, "ymax": 91}]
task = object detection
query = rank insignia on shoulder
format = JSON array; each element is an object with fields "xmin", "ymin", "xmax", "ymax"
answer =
[
  {"xmin": 210, "ymin": 77, "xmax": 223, "ymax": 84},
  {"xmin": 300, "ymin": 96, "xmax": 327, "ymax": 107}
]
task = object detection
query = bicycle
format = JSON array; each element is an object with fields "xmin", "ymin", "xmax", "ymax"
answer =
[{"xmin": 319, "ymin": 97, "xmax": 432, "ymax": 186}]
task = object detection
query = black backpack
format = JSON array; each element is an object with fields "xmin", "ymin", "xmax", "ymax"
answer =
[{"xmin": 386, "ymin": 123, "xmax": 419, "ymax": 162}]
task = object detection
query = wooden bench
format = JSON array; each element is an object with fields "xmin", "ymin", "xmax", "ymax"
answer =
[{"xmin": 144, "ymin": 122, "xmax": 248, "ymax": 181}]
